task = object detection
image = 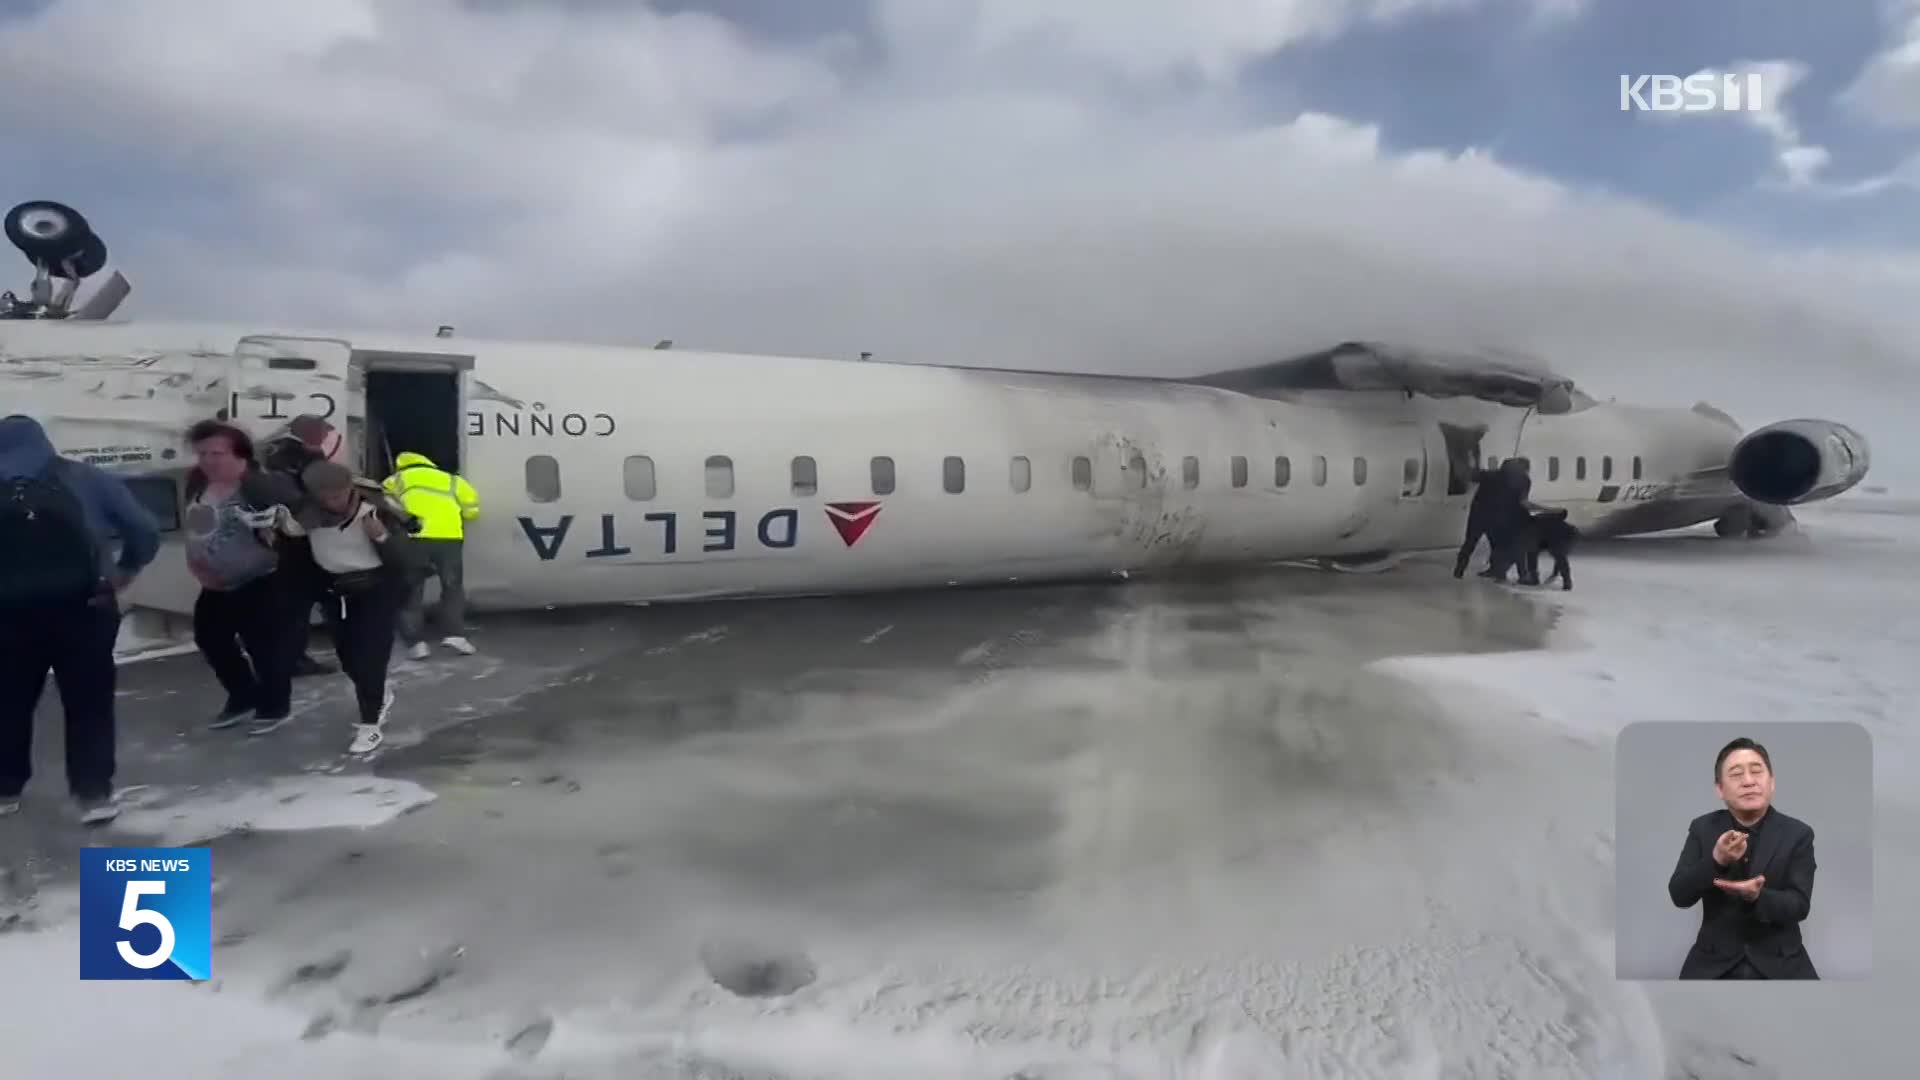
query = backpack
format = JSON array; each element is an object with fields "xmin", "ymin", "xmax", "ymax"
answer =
[{"xmin": 0, "ymin": 461, "xmax": 103, "ymax": 606}]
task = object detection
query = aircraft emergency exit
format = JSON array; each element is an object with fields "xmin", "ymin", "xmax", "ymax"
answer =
[{"xmin": 1, "ymin": 198, "xmax": 1874, "ymax": 623}]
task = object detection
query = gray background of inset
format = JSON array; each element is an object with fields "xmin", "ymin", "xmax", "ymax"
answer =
[{"xmin": 1615, "ymin": 720, "xmax": 1873, "ymax": 981}]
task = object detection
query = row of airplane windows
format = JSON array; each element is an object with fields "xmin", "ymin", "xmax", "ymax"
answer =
[
  {"xmin": 521, "ymin": 451, "xmax": 1646, "ymax": 502},
  {"xmin": 1491, "ymin": 454, "xmax": 1645, "ymax": 483}
]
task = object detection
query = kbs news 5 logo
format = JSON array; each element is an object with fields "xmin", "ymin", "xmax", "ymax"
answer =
[{"xmin": 79, "ymin": 848, "xmax": 212, "ymax": 980}]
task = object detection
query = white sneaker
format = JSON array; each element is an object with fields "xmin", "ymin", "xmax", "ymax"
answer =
[
  {"xmin": 348, "ymin": 725, "xmax": 384, "ymax": 754},
  {"xmin": 77, "ymin": 796, "xmax": 119, "ymax": 826},
  {"xmin": 440, "ymin": 636, "xmax": 476, "ymax": 656},
  {"xmin": 407, "ymin": 641, "xmax": 431, "ymax": 661},
  {"xmin": 349, "ymin": 689, "xmax": 394, "ymax": 755},
  {"xmin": 0, "ymin": 798, "xmax": 20, "ymax": 818}
]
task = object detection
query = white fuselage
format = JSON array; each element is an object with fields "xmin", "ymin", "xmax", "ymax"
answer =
[{"xmin": 0, "ymin": 320, "xmax": 1777, "ymax": 617}]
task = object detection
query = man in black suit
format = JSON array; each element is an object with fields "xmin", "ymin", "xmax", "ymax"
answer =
[{"xmin": 1667, "ymin": 736, "xmax": 1819, "ymax": 979}]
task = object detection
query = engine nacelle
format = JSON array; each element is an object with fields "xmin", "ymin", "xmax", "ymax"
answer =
[{"xmin": 1728, "ymin": 419, "xmax": 1872, "ymax": 506}]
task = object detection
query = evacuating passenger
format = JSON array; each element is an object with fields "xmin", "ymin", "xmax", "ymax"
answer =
[
  {"xmin": 1482, "ymin": 458, "xmax": 1535, "ymax": 583},
  {"xmin": 1453, "ymin": 463, "xmax": 1509, "ymax": 578},
  {"xmin": 284, "ymin": 461, "xmax": 420, "ymax": 755},
  {"xmin": 184, "ymin": 419, "xmax": 300, "ymax": 735},
  {"xmin": 262, "ymin": 415, "xmax": 345, "ymax": 678},
  {"xmin": 0, "ymin": 414, "xmax": 160, "ymax": 824},
  {"xmin": 382, "ymin": 450, "xmax": 480, "ymax": 659}
]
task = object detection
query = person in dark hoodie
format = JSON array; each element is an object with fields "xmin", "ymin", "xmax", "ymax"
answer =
[
  {"xmin": 1481, "ymin": 457, "xmax": 1536, "ymax": 582},
  {"xmin": 1453, "ymin": 460, "xmax": 1512, "ymax": 578},
  {"xmin": 0, "ymin": 414, "xmax": 160, "ymax": 824}
]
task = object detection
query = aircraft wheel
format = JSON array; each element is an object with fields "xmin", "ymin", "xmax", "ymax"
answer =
[
  {"xmin": 5, "ymin": 200, "xmax": 98, "ymax": 269},
  {"xmin": 1713, "ymin": 508, "xmax": 1752, "ymax": 538}
]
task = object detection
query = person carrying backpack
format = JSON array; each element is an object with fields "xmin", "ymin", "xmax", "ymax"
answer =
[{"xmin": 0, "ymin": 414, "xmax": 160, "ymax": 825}]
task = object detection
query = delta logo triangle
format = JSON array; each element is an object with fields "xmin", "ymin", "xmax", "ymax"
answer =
[{"xmin": 824, "ymin": 501, "xmax": 882, "ymax": 547}]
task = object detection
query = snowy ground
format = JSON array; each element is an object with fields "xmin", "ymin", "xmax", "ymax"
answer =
[{"xmin": 3, "ymin": 494, "xmax": 1916, "ymax": 1079}]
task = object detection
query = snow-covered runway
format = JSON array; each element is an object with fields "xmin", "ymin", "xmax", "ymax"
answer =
[{"xmin": 3, "ymin": 495, "xmax": 1914, "ymax": 1079}]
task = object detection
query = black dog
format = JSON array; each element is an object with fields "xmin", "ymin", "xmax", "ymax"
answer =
[{"xmin": 1517, "ymin": 509, "xmax": 1579, "ymax": 590}]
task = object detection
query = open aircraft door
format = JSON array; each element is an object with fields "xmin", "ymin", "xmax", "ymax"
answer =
[{"xmin": 227, "ymin": 335, "xmax": 362, "ymax": 459}]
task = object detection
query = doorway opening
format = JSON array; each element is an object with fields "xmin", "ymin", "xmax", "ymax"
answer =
[
  {"xmin": 362, "ymin": 365, "xmax": 466, "ymax": 479},
  {"xmin": 1437, "ymin": 422, "xmax": 1487, "ymax": 496}
]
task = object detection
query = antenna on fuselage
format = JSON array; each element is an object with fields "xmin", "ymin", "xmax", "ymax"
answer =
[{"xmin": 2, "ymin": 199, "xmax": 131, "ymax": 321}]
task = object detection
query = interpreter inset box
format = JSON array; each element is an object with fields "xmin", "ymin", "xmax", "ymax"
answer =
[{"xmin": 1614, "ymin": 721, "xmax": 1872, "ymax": 982}]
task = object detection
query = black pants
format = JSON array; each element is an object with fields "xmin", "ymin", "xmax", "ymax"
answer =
[
  {"xmin": 323, "ymin": 574, "xmax": 404, "ymax": 726},
  {"xmin": 0, "ymin": 594, "xmax": 121, "ymax": 800},
  {"xmin": 1453, "ymin": 521, "xmax": 1490, "ymax": 576},
  {"xmin": 1523, "ymin": 546, "xmax": 1571, "ymax": 589},
  {"xmin": 1717, "ymin": 955, "xmax": 1766, "ymax": 980},
  {"xmin": 276, "ymin": 539, "xmax": 327, "ymax": 658},
  {"xmin": 194, "ymin": 573, "xmax": 296, "ymax": 719}
]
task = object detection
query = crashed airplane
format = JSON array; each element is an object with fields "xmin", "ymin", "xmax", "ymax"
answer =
[{"xmin": 1, "ymin": 198, "xmax": 1874, "ymax": 631}]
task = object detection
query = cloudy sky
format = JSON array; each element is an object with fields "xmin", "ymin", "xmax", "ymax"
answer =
[{"xmin": 4, "ymin": 0, "xmax": 1918, "ymax": 467}]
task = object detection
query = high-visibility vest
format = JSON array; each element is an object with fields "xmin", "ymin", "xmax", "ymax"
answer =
[{"xmin": 382, "ymin": 452, "xmax": 479, "ymax": 540}]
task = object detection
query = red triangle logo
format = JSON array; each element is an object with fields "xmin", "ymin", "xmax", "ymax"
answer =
[{"xmin": 825, "ymin": 501, "xmax": 882, "ymax": 547}]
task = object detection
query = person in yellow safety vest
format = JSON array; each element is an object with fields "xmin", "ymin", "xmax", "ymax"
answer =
[{"xmin": 382, "ymin": 451, "xmax": 480, "ymax": 660}]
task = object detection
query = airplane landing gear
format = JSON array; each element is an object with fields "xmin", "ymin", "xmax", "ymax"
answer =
[{"xmin": 1715, "ymin": 503, "xmax": 1796, "ymax": 538}]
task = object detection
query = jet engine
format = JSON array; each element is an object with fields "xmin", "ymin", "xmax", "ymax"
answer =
[
  {"xmin": 1728, "ymin": 419, "xmax": 1872, "ymax": 506},
  {"xmin": 2, "ymin": 198, "xmax": 130, "ymax": 320}
]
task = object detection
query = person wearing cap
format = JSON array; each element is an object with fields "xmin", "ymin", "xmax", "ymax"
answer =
[{"xmin": 278, "ymin": 460, "xmax": 421, "ymax": 755}]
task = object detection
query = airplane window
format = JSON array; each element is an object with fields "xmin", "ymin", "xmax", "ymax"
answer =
[
  {"xmin": 1071, "ymin": 456, "xmax": 1092, "ymax": 491},
  {"xmin": 1312, "ymin": 455, "xmax": 1328, "ymax": 486},
  {"xmin": 622, "ymin": 455, "xmax": 656, "ymax": 501},
  {"xmin": 1274, "ymin": 456, "xmax": 1290, "ymax": 487},
  {"xmin": 1602, "ymin": 455, "xmax": 1614, "ymax": 481},
  {"xmin": 1548, "ymin": 456, "xmax": 1561, "ymax": 481},
  {"xmin": 1231, "ymin": 456, "xmax": 1248, "ymax": 488},
  {"xmin": 791, "ymin": 456, "xmax": 818, "ymax": 497},
  {"xmin": 525, "ymin": 455, "xmax": 561, "ymax": 503},
  {"xmin": 1575, "ymin": 456, "xmax": 1587, "ymax": 481},
  {"xmin": 705, "ymin": 455, "xmax": 734, "ymax": 498},
  {"xmin": 1402, "ymin": 458, "xmax": 1420, "ymax": 488},
  {"xmin": 943, "ymin": 455, "xmax": 966, "ymax": 493},
  {"xmin": 121, "ymin": 475, "xmax": 180, "ymax": 533},
  {"xmin": 871, "ymin": 456, "xmax": 896, "ymax": 495},
  {"xmin": 1127, "ymin": 451, "xmax": 1148, "ymax": 489},
  {"xmin": 1182, "ymin": 456, "xmax": 1200, "ymax": 489},
  {"xmin": 1632, "ymin": 455, "xmax": 1643, "ymax": 480},
  {"xmin": 1011, "ymin": 456, "xmax": 1031, "ymax": 493},
  {"xmin": 1353, "ymin": 457, "xmax": 1368, "ymax": 485}
]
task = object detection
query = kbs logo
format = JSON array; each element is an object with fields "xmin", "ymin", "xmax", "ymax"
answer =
[
  {"xmin": 1620, "ymin": 73, "xmax": 1765, "ymax": 113},
  {"xmin": 79, "ymin": 848, "xmax": 212, "ymax": 980}
]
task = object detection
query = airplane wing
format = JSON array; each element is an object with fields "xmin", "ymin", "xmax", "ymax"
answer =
[{"xmin": 1183, "ymin": 341, "xmax": 1581, "ymax": 413}]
